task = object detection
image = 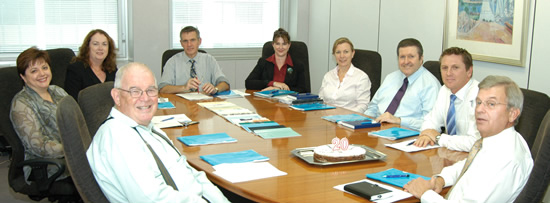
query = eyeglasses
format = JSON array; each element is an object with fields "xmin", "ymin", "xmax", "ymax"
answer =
[
  {"xmin": 475, "ymin": 99, "xmax": 507, "ymax": 109},
  {"xmin": 118, "ymin": 87, "xmax": 158, "ymax": 98}
]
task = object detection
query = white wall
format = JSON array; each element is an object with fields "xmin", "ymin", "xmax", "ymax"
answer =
[{"xmin": 529, "ymin": 0, "xmax": 550, "ymax": 96}]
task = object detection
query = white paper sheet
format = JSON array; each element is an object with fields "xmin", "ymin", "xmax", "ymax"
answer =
[
  {"xmin": 334, "ymin": 179, "xmax": 413, "ymax": 203},
  {"xmin": 384, "ymin": 139, "xmax": 441, "ymax": 152},
  {"xmin": 212, "ymin": 162, "xmax": 287, "ymax": 183},
  {"xmin": 152, "ymin": 114, "xmax": 192, "ymax": 128},
  {"xmin": 176, "ymin": 92, "xmax": 213, "ymax": 101}
]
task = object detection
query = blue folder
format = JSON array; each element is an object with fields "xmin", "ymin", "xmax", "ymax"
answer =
[
  {"xmin": 200, "ymin": 149, "xmax": 269, "ymax": 166},
  {"xmin": 339, "ymin": 120, "xmax": 381, "ymax": 129},
  {"xmin": 177, "ymin": 133, "xmax": 237, "ymax": 146},
  {"xmin": 369, "ymin": 127, "xmax": 420, "ymax": 140},
  {"xmin": 322, "ymin": 114, "xmax": 371, "ymax": 123},
  {"xmin": 158, "ymin": 101, "xmax": 175, "ymax": 109},
  {"xmin": 366, "ymin": 168, "xmax": 430, "ymax": 188},
  {"xmin": 254, "ymin": 89, "xmax": 297, "ymax": 97},
  {"xmin": 290, "ymin": 103, "xmax": 336, "ymax": 111}
]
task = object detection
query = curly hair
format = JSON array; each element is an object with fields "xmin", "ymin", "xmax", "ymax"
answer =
[{"xmin": 74, "ymin": 29, "xmax": 117, "ymax": 73}]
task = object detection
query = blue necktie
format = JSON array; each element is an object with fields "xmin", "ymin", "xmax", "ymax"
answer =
[
  {"xmin": 385, "ymin": 78, "xmax": 408, "ymax": 115},
  {"xmin": 446, "ymin": 94, "xmax": 457, "ymax": 135}
]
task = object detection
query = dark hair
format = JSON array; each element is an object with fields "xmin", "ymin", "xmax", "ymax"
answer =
[
  {"xmin": 397, "ymin": 38, "xmax": 423, "ymax": 57},
  {"xmin": 332, "ymin": 37, "xmax": 354, "ymax": 54},
  {"xmin": 440, "ymin": 47, "xmax": 473, "ymax": 71},
  {"xmin": 180, "ymin": 26, "xmax": 201, "ymax": 40},
  {"xmin": 74, "ymin": 29, "xmax": 117, "ymax": 73},
  {"xmin": 272, "ymin": 28, "xmax": 290, "ymax": 43},
  {"xmin": 16, "ymin": 47, "xmax": 51, "ymax": 75}
]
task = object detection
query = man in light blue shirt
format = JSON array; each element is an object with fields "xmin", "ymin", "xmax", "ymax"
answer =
[
  {"xmin": 364, "ymin": 38, "xmax": 440, "ymax": 131},
  {"xmin": 159, "ymin": 26, "xmax": 230, "ymax": 94}
]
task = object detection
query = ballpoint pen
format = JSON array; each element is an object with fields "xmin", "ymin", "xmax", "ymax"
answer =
[
  {"xmin": 161, "ymin": 117, "xmax": 174, "ymax": 122},
  {"xmin": 382, "ymin": 174, "xmax": 410, "ymax": 178},
  {"xmin": 406, "ymin": 140, "xmax": 416, "ymax": 146}
]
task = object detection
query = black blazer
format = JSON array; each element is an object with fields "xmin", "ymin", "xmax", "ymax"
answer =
[
  {"xmin": 245, "ymin": 56, "xmax": 307, "ymax": 93},
  {"xmin": 64, "ymin": 61, "xmax": 116, "ymax": 100}
]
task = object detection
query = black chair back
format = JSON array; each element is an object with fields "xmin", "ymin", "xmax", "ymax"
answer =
[
  {"xmin": 262, "ymin": 41, "xmax": 311, "ymax": 93},
  {"xmin": 78, "ymin": 81, "xmax": 115, "ymax": 137},
  {"xmin": 516, "ymin": 88, "xmax": 550, "ymax": 149},
  {"xmin": 161, "ymin": 49, "xmax": 207, "ymax": 74},
  {"xmin": 514, "ymin": 110, "xmax": 550, "ymax": 203},
  {"xmin": 47, "ymin": 48, "xmax": 75, "ymax": 88},
  {"xmin": 352, "ymin": 49, "xmax": 382, "ymax": 98},
  {"xmin": 423, "ymin": 60, "xmax": 443, "ymax": 85},
  {"xmin": 57, "ymin": 96, "xmax": 109, "ymax": 203}
]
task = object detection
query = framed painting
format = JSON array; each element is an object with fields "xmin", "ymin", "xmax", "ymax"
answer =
[{"xmin": 444, "ymin": 0, "xmax": 530, "ymax": 66}]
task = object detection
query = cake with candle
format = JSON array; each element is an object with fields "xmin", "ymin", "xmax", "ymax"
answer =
[{"xmin": 313, "ymin": 144, "xmax": 366, "ymax": 162}]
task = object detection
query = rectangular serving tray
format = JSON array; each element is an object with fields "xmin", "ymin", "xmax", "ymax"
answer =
[{"xmin": 291, "ymin": 144, "xmax": 386, "ymax": 165}]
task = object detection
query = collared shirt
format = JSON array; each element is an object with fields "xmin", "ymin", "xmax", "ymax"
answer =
[
  {"xmin": 87, "ymin": 108, "xmax": 229, "ymax": 203},
  {"xmin": 10, "ymin": 85, "xmax": 69, "ymax": 181},
  {"xmin": 421, "ymin": 127, "xmax": 533, "ymax": 202},
  {"xmin": 159, "ymin": 52, "xmax": 230, "ymax": 90},
  {"xmin": 422, "ymin": 79, "xmax": 481, "ymax": 151},
  {"xmin": 319, "ymin": 64, "xmax": 371, "ymax": 113},
  {"xmin": 364, "ymin": 67, "xmax": 440, "ymax": 130},
  {"xmin": 265, "ymin": 54, "xmax": 293, "ymax": 87}
]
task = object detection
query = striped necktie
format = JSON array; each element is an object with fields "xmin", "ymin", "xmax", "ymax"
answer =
[
  {"xmin": 446, "ymin": 94, "xmax": 457, "ymax": 135},
  {"xmin": 189, "ymin": 59, "xmax": 197, "ymax": 78}
]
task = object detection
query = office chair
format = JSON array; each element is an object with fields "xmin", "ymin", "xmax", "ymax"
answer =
[
  {"xmin": 57, "ymin": 96, "xmax": 110, "ymax": 203},
  {"xmin": 0, "ymin": 67, "xmax": 78, "ymax": 202},
  {"xmin": 261, "ymin": 41, "xmax": 311, "ymax": 93},
  {"xmin": 352, "ymin": 49, "xmax": 382, "ymax": 98},
  {"xmin": 78, "ymin": 81, "xmax": 115, "ymax": 137},
  {"xmin": 516, "ymin": 88, "xmax": 550, "ymax": 149},
  {"xmin": 161, "ymin": 49, "xmax": 207, "ymax": 75},
  {"xmin": 47, "ymin": 48, "xmax": 76, "ymax": 89},
  {"xmin": 514, "ymin": 110, "xmax": 550, "ymax": 203},
  {"xmin": 423, "ymin": 60, "xmax": 443, "ymax": 85}
]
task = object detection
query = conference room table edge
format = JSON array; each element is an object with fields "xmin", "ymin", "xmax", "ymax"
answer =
[{"xmin": 157, "ymin": 92, "xmax": 462, "ymax": 203}]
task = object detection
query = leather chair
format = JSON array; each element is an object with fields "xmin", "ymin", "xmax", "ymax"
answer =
[
  {"xmin": 161, "ymin": 49, "xmax": 207, "ymax": 75},
  {"xmin": 423, "ymin": 60, "xmax": 443, "ymax": 85},
  {"xmin": 57, "ymin": 96, "xmax": 110, "ymax": 203},
  {"xmin": 47, "ymin": 48, "xmax": 76, "ymax": 89},
  {"xmin": 0, "ymin": 67, "xmax": 78, "ymax": 202},
  {"xmin": 515, "ymin": 88, "xmax": 550, "ymax": 149},
  {"xmin": 78, "ymin": 82, "xmax": 115, "ymax": 137},
  {"xmin": 261, "ymin": 41, "xmax": 311, "ymax": 93},
  {"xmin": 351, "ymin": 49, "xmax": 382, "ymax": 98},
  {"xmin": 514, "ymin": 110, "xmax": 550, "ymax": 203}
]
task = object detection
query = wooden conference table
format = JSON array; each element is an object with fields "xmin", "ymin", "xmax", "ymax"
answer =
[{"xmin": 157, "ymin": 93, "xmax": 467, "ymax": 202}]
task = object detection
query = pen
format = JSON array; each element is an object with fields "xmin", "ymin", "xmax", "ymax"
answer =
[
  {"xmin": 382, "ymin": 174, "xmax": 410, "ymax": 178},
  {"xmin": 161, "ymin": 117, "xmax": 174, "ymax": 122},
  {"xmin": 407, "ymin": 140, "xmax": 416, "ymax": 146},
  {"xmin": 183, "ymin": 121, "xmax": 200, "ymax": 127}
]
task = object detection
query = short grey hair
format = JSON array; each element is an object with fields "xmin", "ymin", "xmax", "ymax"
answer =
[
  {"xmin": 114, "ymin": 62, "xmax": 157, "ymax": 89},
  {"xmin": 478, "ymin": 75, "xmax": 523, "ymax": 124}
]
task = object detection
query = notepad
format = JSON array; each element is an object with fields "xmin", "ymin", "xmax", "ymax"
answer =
[
  {"xmin": 385, "ymin": 139, "xmax": 441, "ymax": 152},
  {"xmin": 343, "ymin": 181, "xmax": 393, "ymax": 201},
  {"xmin": 322, "ymin": 114, "xmax": 371, "ymax": 123},
  {"xmin": 200, "ymin": 149, "xmax": 269, "ymax": 166},
  {"xmin": 290, "ymin": 103, "xmax": 335, "ymax": 111},
  {"xmin": 176, "ymin": 92, "xmax": 213, "ymax": 101},
  {"xmin": 177, "ymin": 133, "xmax": 237, "ymax": 146},
  {"xmin": 253, "ymin": 127, "xmax": 302, "ymax": 139},
  {"xmin": 151, "ymin": 114, "xmax": 192, "ymax": 128},
  {"xmin": 366, "ymin": 168, "xmax": 429, "ymax": 188},
  {"xmin": 368, "ymin": 127, "xmax": 420, "ymax": 140}
]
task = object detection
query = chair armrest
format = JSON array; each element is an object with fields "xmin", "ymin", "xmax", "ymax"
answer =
[{"xmin": 16, "ymin": 158, "xmax": 66, "ymax": 192}]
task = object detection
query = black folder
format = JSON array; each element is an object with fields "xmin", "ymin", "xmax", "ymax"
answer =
[{"xmin": 343, "ymin": 181, "xmax": 392, "ymax": 201}]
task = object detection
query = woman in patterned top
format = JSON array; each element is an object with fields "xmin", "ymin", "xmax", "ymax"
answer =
[{"xmin": 10, "ymin": 47, "xmax": 70, "ymax": 182}]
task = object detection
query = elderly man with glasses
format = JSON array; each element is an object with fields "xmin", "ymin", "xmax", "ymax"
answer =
[{"xmin": 87, "ymin": 62, "xmax": 229, "ymax": 203}]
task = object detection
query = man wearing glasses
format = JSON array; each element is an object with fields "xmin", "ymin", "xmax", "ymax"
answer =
[
  {"xmin": 159, "ymin": 26, "xmax": 230, "ymax": 94},
  {"xmin": 404, "ymin": 75, "xmax": 533, "ymax": 202},
  {"xmin": 87, "ymin": 63, "xmax": 229, "ymax": 203}
]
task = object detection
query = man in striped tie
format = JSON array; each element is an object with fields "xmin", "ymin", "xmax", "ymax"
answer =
[
  {"xmin": 414, "ymin": 47, "xmax": 481, "ymax": 152},
  {"xmin": 160, "ymin": 26, "xmax": 230, "ymax": 95},
  {"xmin": 404, "ymin": 75, "xmax": 533, "ymax": 202}
]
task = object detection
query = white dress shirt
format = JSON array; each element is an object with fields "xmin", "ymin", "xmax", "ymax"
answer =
[
  {"xmin": 421, "ymin": 127, "xmax": 533, "ymax": 202},
  {"xmin": 319, "ymin": 64, "xmax": 371, "ymax": 113},
  {"xmin": 421, "ymin": 79, "xmax": 481, "ymax": 151}
]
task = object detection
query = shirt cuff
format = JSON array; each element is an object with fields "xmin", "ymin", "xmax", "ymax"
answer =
[
  {"xmin": 421, "ymin": 190, "xmax": 446, "ymax": 203},
  {"xmin": 268, "ymin": 81, "xmax": 274, "ymax": 87}
]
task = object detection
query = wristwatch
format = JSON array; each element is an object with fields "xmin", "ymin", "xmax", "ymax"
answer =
[
  {"xmin": 435, "ymin": 135, "xmax": 441, "ymax": 144},
  {"xmin": 214, "ymin": 87, "xmax": 219, "ymax": 93}
]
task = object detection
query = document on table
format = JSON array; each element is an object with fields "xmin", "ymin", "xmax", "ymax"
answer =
[
  {"xmin": 176, "ymin": 92, "xmax": 213, "ymax": 101},
  {"xmin": 385, "ymin": 139, "xmax": 441, "ymax": 152},
  {"xmin": 334, "ymin": 179, "xmax": 412, "ymax": 203},
  {"xmin": 152, "ymin": 114, "xmax": 192, "ymax": 128},
  {"xmin": 213, "ymin": 162, "xmax": 287, "ymax": 183}
]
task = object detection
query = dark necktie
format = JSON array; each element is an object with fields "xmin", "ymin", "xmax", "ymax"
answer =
[
  {"xmin": 189, "ymin": 59, "xmax": 197, "ymax": 78},
  {"xmin": 446, "ymin": 94, "xmax": 457, "ymax": 135},
  {"xmin": 385, "ymin": 78, "xmax": 409, "ymax": 115}
]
